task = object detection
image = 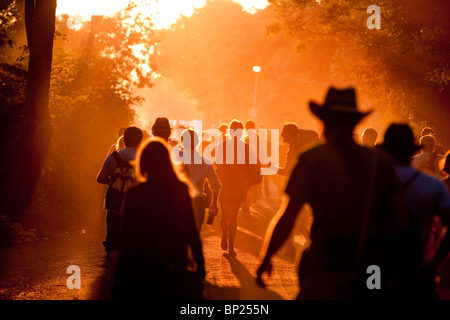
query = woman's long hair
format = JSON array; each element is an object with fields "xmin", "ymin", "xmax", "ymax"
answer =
[{"xmin": 135, "ymin": 137, "xmax": 185, "ymax": 183}]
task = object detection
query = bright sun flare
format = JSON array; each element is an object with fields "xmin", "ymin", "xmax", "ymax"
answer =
[
  {"xmin": 55, "ymin": 0, "xmax": 269, "ymax": 99},
  {"xmin": 56, "ymin": 0, "xmax": 268, "ymax": 30}
]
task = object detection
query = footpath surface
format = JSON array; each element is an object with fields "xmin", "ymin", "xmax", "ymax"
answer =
[
  {"xmin": 0, "ymin": 198, "xmax": 302, "ymax": 301},
  {"xmin": 3, "ymin": 198, "xmax": 448, "ymax": 301}
]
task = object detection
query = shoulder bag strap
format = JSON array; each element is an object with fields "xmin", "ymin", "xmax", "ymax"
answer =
[{"xmin": 402, "ymin": 171, "xmax": 421, "ymax": 191}]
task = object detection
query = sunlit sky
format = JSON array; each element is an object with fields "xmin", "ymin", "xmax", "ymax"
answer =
[
  {"xmin": 55, "ymin": 0, "xmax": 270, "ymax": 127},
  {"xmin": 56, "ymin": 0, "xmax": 269, "ymax": 29}
]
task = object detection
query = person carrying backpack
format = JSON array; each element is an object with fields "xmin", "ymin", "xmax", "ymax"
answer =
[
  {"xmin": 97, "ymin": 126, "xmax": 144, "ymax": 272},
  {"xmin": 380, "ymin": 124, "xmax": 450, "ymax": 299}
]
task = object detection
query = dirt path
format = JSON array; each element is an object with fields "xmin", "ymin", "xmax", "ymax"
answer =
[
  {"xmin": 0, "ymin": 196, "xmax": 300, "ymax": 300},
  {"xmin": 0, "ymin": 215, "xmax": 111, "ymax": 300},
  {"xmin": 3, "ymin": 196, "xmax": 447, "ymax": 301}
]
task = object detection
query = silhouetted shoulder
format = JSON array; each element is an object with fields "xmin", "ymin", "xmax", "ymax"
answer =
[
  {"xmin": 301, "ymin": 142, "xmax": 329, "ymax": 154},
  {"xmin": 294, "ymin": 143, "xmax": 342, "ymax": 164},
  {"xmin": 173, "ymin": 179, "xmax": 190, "ymax": 193}
]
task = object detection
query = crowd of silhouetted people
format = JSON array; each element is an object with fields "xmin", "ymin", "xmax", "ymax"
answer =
[{"xmin": 97, "ymin": 86, "xmax": 450, "ymax": 300}]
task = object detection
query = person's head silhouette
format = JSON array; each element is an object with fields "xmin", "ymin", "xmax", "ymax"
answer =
[
  {"xmin": 421, "ymin": 126, "xmax": 434, "ymax": 137},
  {"xmin": 151, "ymin": 117, "xmax": 172, "ymax": 142},
  {"xmin": 180, "ymin": 128, "xmax": 200, "ymax": 151},
  {"xmin": 380, "ymin": 123, "xmax": 422, "ymax": 165},
  {"xmin": 229, "ymin": 119, "xmax": 244, "ymax": 139},
  {"xmin": 281, "ymin": 122, "xmax": 299, "ymax": 145},
  {"xmin": 136, "ymin": 137, "xmax": 178, "ymax": 181},
  {"xmin": 218, "ymin": 123, "xmax": 228, "ymax": 135},
  {"xmin": 123, "ymin": 126, "xmax": 143, "ymax": 149},
  {"xmin": 362, "ymin": 127, "xmax": 378, "ymax": 147},
  {"xmin": 245, "ymin": 120, "xmax": 256, "ymax": 130},
  {"xmin": 309, "ymin": 87, "xmax": 371, "ymax": 144},
  {"xmin": 420, "ymin": 134, "xmax": 436, "ymax": 153}
]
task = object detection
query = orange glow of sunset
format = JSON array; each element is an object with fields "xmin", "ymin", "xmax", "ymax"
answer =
[
  {"xmin": 55, "ymin": 0, "xmax": 269, "ymax": 91},
  {"xmin": 56, "ymin": 0, "xmax": 269, "ymax": 30}
]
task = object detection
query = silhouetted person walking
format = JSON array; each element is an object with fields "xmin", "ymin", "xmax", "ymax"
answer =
[
  {"xmin": 412, "ymin": 134, "xmax": 443, "ymax": 178},
  {"xmin": 277, "ymin": 122, "xmax": 302, "ymax": 177},
  {"xmin": 215, "ymin": 119, "xmax": 261, "ymax": 255},
  {"xmin": 381, "ymin": 124, "xmax": 450, "ymax": 299},
  {"xmin": 276, "ymin": 122, "xmax": 306, "ymax": 257},
  {"xmin": 177, "ymin": 129, "xmax": 221, "ymax": 231},
  {"xmin": 257, "ymin": 87, "xmax": 410, "ymax": 299},
  {"xmin": 421, "ymin": 126, "xmax": 444, "ymax": 156},
  {"xmin": 114, "ymin": 138, "xmax": 205, "ymax": 300},
  {"xmin": 97, "ymin": 126, "xmax": 143, "ymax": 274},
  {"xmin": 241, "ymin": 119, "xmax": 262, "ymax": 215}
]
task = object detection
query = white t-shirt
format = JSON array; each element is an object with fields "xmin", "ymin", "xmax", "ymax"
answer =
[
  {"xmin": 102, "ymin": 147, "xmax": 137, "ymax": 176},
  {"xmin": 411, "ymin": 152, "xmax": 444, "ymax": 178},
  {"xmin": 174, "ymin": 149, "xmax": 222, "ymax": 198}
]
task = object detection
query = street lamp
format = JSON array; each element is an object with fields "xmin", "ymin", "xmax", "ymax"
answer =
[{"xmin": 251, "ymin": 66, "xmax": 261, "ymax": 118}]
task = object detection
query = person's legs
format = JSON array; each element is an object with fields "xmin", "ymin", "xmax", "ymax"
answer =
[
  {"xmin": 192, "ymin": 197, "xmax": 206, "ymax": 231},
  {"xmin": 220, "ymin": 202, "xmax": 229, "ymax": 250},
  {"xmin": 240, "ymin": 184, "xmax": 257, "ymax": 215},
  {"xmin": 103, "ymin": 211, "xmax": 121, "ymax": 255},
  {"xmin": 103, "ymin": 211, "xmax": 121, "ymax": 287},
  {"xmin": 227, "ymin": 202, "xmax": 241, "ymax": 255}
]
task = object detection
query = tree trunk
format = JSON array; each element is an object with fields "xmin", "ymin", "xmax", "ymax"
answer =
[{"xmin": 1, "ymin": 0, "xmax": 56, "ymax": 223}]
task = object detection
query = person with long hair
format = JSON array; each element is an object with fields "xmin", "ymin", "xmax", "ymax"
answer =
[{"xmin": 114, "ymin": 137, "xmax": 205, "ymax": 300}]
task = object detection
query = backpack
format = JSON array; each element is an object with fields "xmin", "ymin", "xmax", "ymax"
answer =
[
  {"xmin": 105, "ymin": 151, "xmax": 136, "ymax": 214},
  {"xmin": 387, "ymin": 171, "xmax": 423, "ymax": 272},
  {"xmin": 351, "ymin": 157, "xmax": 423, "ymax": 299}
]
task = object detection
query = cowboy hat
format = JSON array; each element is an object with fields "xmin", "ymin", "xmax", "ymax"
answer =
[
  {"xmin": 309, "ymin": 87, "xmax": 372, "ymax": 120},
  {"xmin": 380, "ymin": 123, "xmax": 422, "ymax": 159}
]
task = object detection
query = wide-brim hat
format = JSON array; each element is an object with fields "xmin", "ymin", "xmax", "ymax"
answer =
[
  {"xmin": 380, "ymin": 124, "xmax": 422, "ymax": 158},
  {"xmin": 309, "ymin": 87, "xmax": 372, "ymax": 121}
]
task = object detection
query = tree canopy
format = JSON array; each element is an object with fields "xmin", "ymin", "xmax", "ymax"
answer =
[
  {"xmin": 267, "ymin": 0, "xmax": 450, "ymax": 145},
  {"xmin": 0, "ymin": 2, "xmax": 159, "ymax": 230},
  {"xmin": 1, "ymin": 0, "xmax": 450, "ymax": 230}
]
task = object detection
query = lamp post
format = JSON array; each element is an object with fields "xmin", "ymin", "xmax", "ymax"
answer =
[{"xmin": 250, "ymin": 66, "xmax": 261, "ymax": 118}]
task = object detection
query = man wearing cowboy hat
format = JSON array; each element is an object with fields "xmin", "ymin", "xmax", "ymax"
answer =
[
  {"xmin": 257, "ymin": 87, "xmax": 410, "ymax": 299},
  {"xmin": 381, "ymin": 123, "xmax": 450, "ymax": 299}
]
